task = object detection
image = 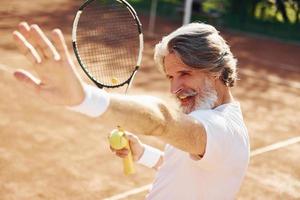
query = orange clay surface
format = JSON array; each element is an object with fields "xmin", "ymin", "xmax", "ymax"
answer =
[{"xmin": 0, "ymin": 0, "xmax": 299, "ymax": 199}]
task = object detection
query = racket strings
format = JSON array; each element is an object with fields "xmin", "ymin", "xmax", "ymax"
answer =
[{"xmin": 75, "ymin": 0, "xmax": 140, "ymax": 86}]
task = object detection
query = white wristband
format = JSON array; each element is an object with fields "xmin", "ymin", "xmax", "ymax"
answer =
[
  {"xmin": 137, "ymin": 144, "xmax": 163, "ymax": 168},
  {"xmin": 67, "ymin": 83, "xmax": 110, "ymax": 117}
]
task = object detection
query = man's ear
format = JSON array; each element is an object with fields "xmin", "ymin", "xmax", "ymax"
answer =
[{"xmin": 210, "ymin": 71, "xmax": 221, "ymax": 80}]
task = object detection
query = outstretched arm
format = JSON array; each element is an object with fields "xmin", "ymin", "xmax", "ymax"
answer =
[{"xmin": 13, "ymin": 22, "xmax": 207, "ymax": 156}]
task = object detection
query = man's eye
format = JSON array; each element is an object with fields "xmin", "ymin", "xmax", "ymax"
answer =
[{"xmin": 180, "ymin": 72, "xmax": 190, "ymax": 77}]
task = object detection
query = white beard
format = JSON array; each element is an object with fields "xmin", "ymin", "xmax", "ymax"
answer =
[{"xmin": 180, "ymin": 79, "xmax": 218, "ymax": 114}]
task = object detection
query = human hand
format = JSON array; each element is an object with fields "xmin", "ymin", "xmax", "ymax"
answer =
[
  {"xmin": 110, "ymin": 132, "xmax": 145, "ymax": 162},
  {"xmin": 12, "ymin": 22, "xmax": 85, "ymax": 106}
]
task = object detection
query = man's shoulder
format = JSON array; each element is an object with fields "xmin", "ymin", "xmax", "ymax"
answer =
[
  {"xmin": 188, "ymin": 101, "xmax": 246, "ymax": 135},
  {"xmin": 188, "ymin": 102, "xmax": 240, "ymax": 120},
  {"xmin": 190, "ymin": 101, "xmax": 241, "ymax": 114}
]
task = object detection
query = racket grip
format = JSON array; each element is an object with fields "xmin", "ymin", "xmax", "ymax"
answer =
[
  {"xmin": 123, "ymin": 142, "xmax": 135, "ymax": 175},
  {"xmin": 109, "ymin": 128, "xmax": 135, "ymax": 175}
]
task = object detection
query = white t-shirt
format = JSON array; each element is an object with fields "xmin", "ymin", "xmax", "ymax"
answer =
[{"xmin": 146, "ymin": 102, "xmax": 250, "ymax": 200}]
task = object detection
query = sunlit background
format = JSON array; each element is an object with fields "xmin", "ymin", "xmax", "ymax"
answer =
[{"xmin": 0, "ymin": 0, "xmax": 299, "ymax": 199}]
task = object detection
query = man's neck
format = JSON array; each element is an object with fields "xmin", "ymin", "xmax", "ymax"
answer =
[{"xmin": 213, "ymin": 80, "xmax": 234, "ymax": 108}]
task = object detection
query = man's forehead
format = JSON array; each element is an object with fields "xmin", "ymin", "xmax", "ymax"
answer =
[
  {"xmin": 164, "ymin": 53, "xmax": 191, "ymax": 73},
  {"xmin": 164, "ymin": 53, "xmax": 211, "ymax": 79}
]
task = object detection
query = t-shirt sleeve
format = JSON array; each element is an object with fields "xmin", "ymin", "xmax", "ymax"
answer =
[{"xmin": 188, "ymin": 110, "xmax": 230, "ymax": 170}]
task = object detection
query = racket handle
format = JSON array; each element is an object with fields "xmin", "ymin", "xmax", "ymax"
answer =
[
  {"xmin": 123, "ymin": 141, "xmax": 135, "ymax": 175},
  {"xmin": 109, "ymin": 128, "xmax": 135, "ymax": 175}
]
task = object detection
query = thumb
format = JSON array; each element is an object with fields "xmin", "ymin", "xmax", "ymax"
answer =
[
  {"xmin": 14, "ymin": 69, "xmax": 40, "ymax": 93},
  {"xmin": 124, "ymin": 132, "xmax": 139, "ymax": 144}
]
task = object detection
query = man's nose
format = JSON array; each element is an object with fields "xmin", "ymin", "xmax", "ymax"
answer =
[{"xmin": 170, "ymin": 79, "xmax": 183, "ymax": 95}]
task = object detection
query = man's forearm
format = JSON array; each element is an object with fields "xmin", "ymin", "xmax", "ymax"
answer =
[
  {"xmin": 102, "ymin": 94, "xmax": 167, "ymax": 136},
  {"xmin": 101, "ymin": 94, "xmax": 207, "ymax": 156}
]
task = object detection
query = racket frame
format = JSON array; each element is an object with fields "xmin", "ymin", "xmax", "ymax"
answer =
[{"xmin": 72, "ymin": 0, "xmax": 143, "ymax": 89}]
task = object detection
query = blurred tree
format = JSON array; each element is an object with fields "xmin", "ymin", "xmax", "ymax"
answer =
[
  {"xmin": 224, "ymin": 0, "xmax": 299, "ymax": 24},
  {"xmin": 225, "ymin": 0, "xmax": 255, "ymax": 23},
  {"xmin": 275, "ymin": 0, "xmax": 290, "ymax": 23},
  {"xmin": 290, "ymin": 0, "xmax": 300, "ymax": 23},
  {"xmin": 192, "ymin": 0, "xmax": 204, "ymax": 13},
  {"xmin": 250, "ymin": 0, "xmax": 262, "ymax": 16}
]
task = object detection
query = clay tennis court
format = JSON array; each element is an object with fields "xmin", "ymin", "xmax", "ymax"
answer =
[{"xmin": 0, "ymin": 0, "xmax": 299, "ymax": 199}]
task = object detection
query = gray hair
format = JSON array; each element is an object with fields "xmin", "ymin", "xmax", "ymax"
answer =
[{"xmin": 154, "ymin": 22, "xmax": 237, "ymax": 87}]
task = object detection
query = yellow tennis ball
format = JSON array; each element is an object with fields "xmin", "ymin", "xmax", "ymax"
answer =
[
  {"xmin": 108, "ymin": 127, "xmax": 135, "ymax": 175},
  {"xmin": 109, "ymin": 129, "xmax": 127, "ymax": 150},
  {"xmin": 111, "ymin": 77, "xmax": 119, "ymax": 84}
]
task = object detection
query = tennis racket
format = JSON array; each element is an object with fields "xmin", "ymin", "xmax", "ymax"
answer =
[
  {"xmin": 72, "ymin": 0, "xmax": 143, "ymax": 92},
  {"xmin": 72, "ymin": 0, "xmax": 143, "ymax": 175}
]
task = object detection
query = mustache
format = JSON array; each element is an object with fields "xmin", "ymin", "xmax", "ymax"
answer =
[{"xmin": 175, "ymin": 88, "xmax": 198, "ymax": 98}]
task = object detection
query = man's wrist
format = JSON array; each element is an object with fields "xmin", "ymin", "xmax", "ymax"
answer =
[
  {"xmin": 137, "ymin": 144, "xmax": 163, "ymax": 168},
  {"xmin": 67, "ymin": 83, "xmax": 110, "ymax": 117}
]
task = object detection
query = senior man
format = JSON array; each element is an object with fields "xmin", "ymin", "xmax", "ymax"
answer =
[{"xmin": 13, "ymin": 22, "xmax": 249, "ymax": 199}]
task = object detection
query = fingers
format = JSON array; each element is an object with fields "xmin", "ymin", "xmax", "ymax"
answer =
[
  {"xmin": 13, "ymin": 69, "xmax": 41, "ymax": 93},
  {"xmin": 125, "ymin": 133, "xmax": 139, "ymax": 143},
  {"xmin": 13, "ymin": 31, "xmax": 42, "ymax": 64},
  {"xmin": 51, "ymin": 29, "xmax": 70, "ymax": 60},
  {"xmin": 30, "ymin": 24, "xmax": 60, "ymax": 60},
  {"xmin": 110, "ymin": 146, "xmax": 129, "ymax": 158},
  {"xmin": 109, "ymin": 132, "xmax": 141, "ymax": 159},
  {"xmin": 116, "ymin": 149, "xmax": 129, "ymax": 158},
  {"xmin": 18, "ymin": 22, "xmax": 30, "ymax": 38},
  {"xmin": 14, "ymin": 22, "xmax": 61, "ymax": 62}
]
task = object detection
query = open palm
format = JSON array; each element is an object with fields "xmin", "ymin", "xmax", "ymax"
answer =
[{"xmin": 13, "ymin": 22, "xmax": 84, "ymax": 106}]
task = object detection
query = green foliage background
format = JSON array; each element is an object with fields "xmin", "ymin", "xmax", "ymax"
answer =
[{"xmin": 128, "ymin": 0, "xmax": 300, "ymax": 42}]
